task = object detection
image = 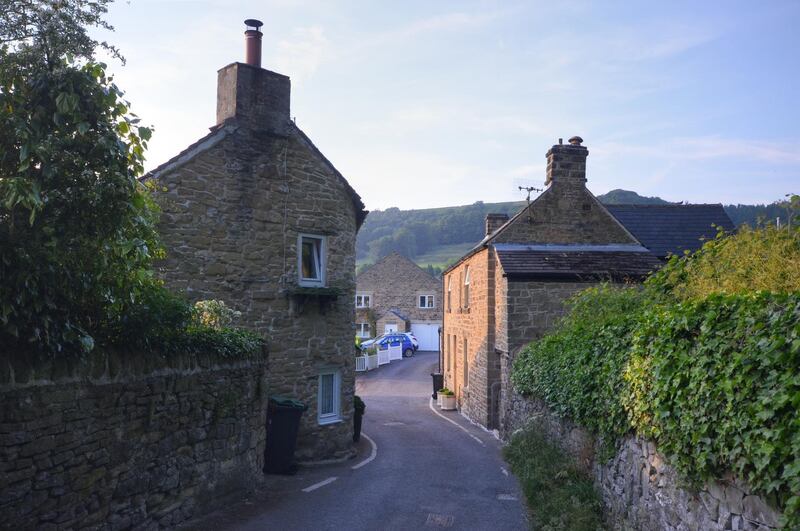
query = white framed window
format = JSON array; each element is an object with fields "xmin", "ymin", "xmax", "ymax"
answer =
[
  {"xmin": 356, "ymin": 322, "xmax": 370, "ymax": 338},
  {"xmin": 298, "ymin": 234, "xmax": 326, "ymax": 287},
  {"xmin": 355, "ymin": 293, "xmax": 371, "ymax": 308},
  {"xmin": 463, "ymin": 266, "xmax": 471, "ymax": 308},
  {"xmin": 318, "ymin": 369, "xmax": 341, "ymax": 425},
  {"xmin": 418, "ymin": 294, "xmax": 435, "ymax": 309}
]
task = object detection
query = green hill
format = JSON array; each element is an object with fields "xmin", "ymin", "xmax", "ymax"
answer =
[
  {"xmin": 597, "ymin": 189, "xmax": 675, "ymax": 205},
  {"xmin": 356, "ymin": 190, "xmax": 790, "ymax": 275}
]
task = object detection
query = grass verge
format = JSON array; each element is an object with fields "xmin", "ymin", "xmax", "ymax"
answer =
[{"xmin": 503, "ymin": 427, "xmax": 605, "ymax": 531}]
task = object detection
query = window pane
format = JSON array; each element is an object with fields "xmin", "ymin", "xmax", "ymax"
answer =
[
  {"xmin": 302, "ymin": 239, "xmax": 319, "ymax": 279},
  {"xmin": 320, "ymin": 373, "xmax": 333, "ymax": 415}
]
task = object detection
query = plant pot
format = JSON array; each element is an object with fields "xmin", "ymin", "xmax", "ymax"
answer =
[{"xmin": 440, "ymin": 395, "xmax": 456, "ymax": 411}]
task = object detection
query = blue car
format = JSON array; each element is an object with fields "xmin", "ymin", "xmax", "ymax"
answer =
[{"xmin": 360, "ymin": 333, "xmax": 417, "ymax": 358}]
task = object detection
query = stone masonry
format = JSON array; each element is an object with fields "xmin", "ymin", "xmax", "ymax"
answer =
[
  {"xmin": 148, "ymin": 58, "xmax": 366, "ymax": 461},
  {"xmin": 0, "ymin": 349, "xmax": 268, "ymax": 530},
  {"xmin": 503, "ymin": 394, "xmax": 782, "ymax": 531},
  {"xmin": 443, "ymin": 137, "xmax": 642, "ymax": 430},
  {"xmin": 356, "ymin": 252, "xmax": 442, "ymax": 338}
]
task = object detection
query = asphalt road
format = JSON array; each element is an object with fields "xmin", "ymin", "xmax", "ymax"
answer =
[{"xmin": 188, "ymin": 351, "xmax": 529, "ymax": 530}]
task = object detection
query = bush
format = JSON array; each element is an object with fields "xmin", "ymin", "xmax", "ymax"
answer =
[
  {"xmin": 624, "ymin": 292, "xmax": 800, "ymax": 521},
  {"xmin": 647, "ymin": 222, "xmax": 800, "ymax": 301},
  {"xmin": 511, "ymin": 285, "xmax": 647, "ymax": 446},
  {"xmin": 0, "ymin": 57, "xmax": 160, "ymax": 354},
  {"xmin": 511, "ymin": 287, "xmax": 800, "ymax": 526},
  {"xmin": 193, "ymin": 300, "xmax": 242, "ymax": 330}
]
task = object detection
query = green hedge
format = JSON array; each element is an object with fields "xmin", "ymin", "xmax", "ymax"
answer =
[
  {"xmin": 625, "ymin": 292, "xmax": 800, "ymax": 520},
  {"xmin": 511, "ymin": 289, "xmax": 800, "ymax": 526},
  {"xmin": 511, "ymin": 285, "xmax": 647, "ymax": 448}
]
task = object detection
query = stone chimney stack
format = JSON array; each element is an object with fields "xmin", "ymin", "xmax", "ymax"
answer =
[
  {"xmin": 545, "ymin": 136, "xmax": 588, "ymax": 189},
  {"xmin": 485, "ymin": 213, "xmax": 509, "ymax": 236},
  {"xmin": 216, "ymin": 19, "xmax": 291, "ymax": 134}
]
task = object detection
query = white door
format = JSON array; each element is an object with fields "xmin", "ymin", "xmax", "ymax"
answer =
[
  {"xmin": 411, "ymin": 323, "xmax": 440, "ymax": 351},
  {"xmin": 385, "ymin": 323, "xmax": 398, "ymax": 333}
]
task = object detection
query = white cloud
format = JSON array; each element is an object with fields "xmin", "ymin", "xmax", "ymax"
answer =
[{"xmin": 273, "ymin": 26, "xmax": 330, "ymax": 85}]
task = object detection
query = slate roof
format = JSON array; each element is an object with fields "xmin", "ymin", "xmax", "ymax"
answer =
[
  {"xmin": 495, "ymin": 244, "xmax": 662, "ymax": 281},
  {"xmin": 606, "ymin": 204, "xmax": 734, "ymax": 259}
]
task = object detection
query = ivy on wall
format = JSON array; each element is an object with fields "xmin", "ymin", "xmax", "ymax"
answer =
[{"xmin": 511, "ymin": 225, "xmax": 800, "ymax": 527}]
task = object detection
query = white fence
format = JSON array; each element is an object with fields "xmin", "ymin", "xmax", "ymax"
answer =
[
  {"xmin": 388, "ymin": 344, "xmax": 403, "ymax": 361},
  {"xmin": 355, "ymin": 356, "xmax": 367, "ymax": 372},
  {"xmin": 378, "ymin": 349, "xmax": 390, "ymax": 366},
  {"xmin": 367, "ymin": 354, "xmax": 378, "ymax": 370}
]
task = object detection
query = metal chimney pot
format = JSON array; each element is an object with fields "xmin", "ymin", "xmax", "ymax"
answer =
[{"xmin": 244, "ymin": 19, "xmax": 263, "ymax": 67}]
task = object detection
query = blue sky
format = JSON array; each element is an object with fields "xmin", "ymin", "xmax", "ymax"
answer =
[{"xmin": 99, "ymin": 0, "xmax": 800, "ymax": 210}]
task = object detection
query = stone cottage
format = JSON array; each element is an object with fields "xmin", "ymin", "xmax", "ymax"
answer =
[
  {"xmin": 145, "ymin": 21, "xmax": 367, "ymax": 461},
  {"xmin": 355, "ymin": 252, "xmax": 442, "ymax": 351},
  {"xmin": 441, "ymin": 136, "xmax": 733, "ymax": 431}
]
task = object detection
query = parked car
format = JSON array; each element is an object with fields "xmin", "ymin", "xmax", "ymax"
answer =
[
  {"xmin": 360, "ymin": 333, "xmax": 417, "ymax": 357},
  {"xmin": 403, "ymin": 332, "xmax": 419, "ymax": 350}
]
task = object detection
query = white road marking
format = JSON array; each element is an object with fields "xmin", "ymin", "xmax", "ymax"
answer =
[
  {"xmin": 302, "ymin": 476, "xmax": 338, "ymax": 493},
  {"xmin": 501, "ymin": 467, "xmax": 509, "ymax": 476},
  {"xmin": 428, "ymin": 397, "xmax": 485, "ymax": 446},
  {"xmin": 351, "ymin": 432, "xmax": 378, "ymax": 470},
  {"xmin": 497, "ymin": 493, "xmax": 518, "ymax": 501}
]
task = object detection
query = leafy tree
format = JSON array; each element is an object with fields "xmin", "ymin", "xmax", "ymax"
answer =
[
  {"xmin": 0, "ymin": 0, "xmax": 120, "ymax": 66},
  {"xmin": 0, "ymin": 1, "xmax": 160, "ymax": 354}
]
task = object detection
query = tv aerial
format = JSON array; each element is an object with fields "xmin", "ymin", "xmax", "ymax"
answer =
[{"xmin": 518, "ymin": 185, "xmax": 543, "ymax": 223}]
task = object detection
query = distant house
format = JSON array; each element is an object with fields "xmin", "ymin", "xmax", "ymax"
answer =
[
  {"xmin": 442, "ymin": 136, "xmax": 734, "ymax": 431},
  {"xmin": 356, "ymin": 252, "xmax": 442, "ymax": 351},
  {"xmin": 145, "ymin": 23, "xmax": 366, "ymax": 462}
]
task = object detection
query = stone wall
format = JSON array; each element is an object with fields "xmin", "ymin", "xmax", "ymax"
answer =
[
  {"xmin": 442, "ymin": 248, "xmax": 495, "ymax": 427},
  {"xmin": 503, "ymin": 392, "xmax": 782, "ymax": 531},
  {"xmin": 498, "ymin": 279, "xmax": 597, "ymax": 435},
  {"xmin": 0, "ymin": 349, "xmax": 268, "ymax": 530},
  {"xmin": 151, "ymin": 122, "xmax": 359, "ymax": 462}
]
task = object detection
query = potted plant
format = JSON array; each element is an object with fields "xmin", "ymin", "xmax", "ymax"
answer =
[
  {"xmin": 437, "ymin": 388, "xmax": 450, "ymax": 407},
  {"xmin": 440, "ymin": 389, "xmax": 456, "ymax": 411},
  {"xmin": 353, "ymin": 395, "xmax": 366, "ymax": 442}
]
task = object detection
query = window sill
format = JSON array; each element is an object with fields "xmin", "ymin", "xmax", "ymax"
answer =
[
  {"xmin": 288, "ymin": 286, "xmax": 341, "ymax": 298},
  {"xmin": 318, "ymin": 417, "xmax": 342, "ymax": 426}
]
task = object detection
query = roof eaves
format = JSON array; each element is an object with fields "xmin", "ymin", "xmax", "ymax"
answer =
[{"xmin": 141, "ymin": 122, "xmax": 234, "ymax": 182}]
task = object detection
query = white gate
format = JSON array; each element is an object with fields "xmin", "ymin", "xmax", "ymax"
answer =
[
  {"xmin": 378, "ymin": 349, "xmax": 390, "ymax": 366},
  {"xmin": 355, "ymin": 356, "xmax": 367, "ymax": 372},
  {"xmin": 388, "ymin": 344, "xmax": 403, "ymax": 361}
]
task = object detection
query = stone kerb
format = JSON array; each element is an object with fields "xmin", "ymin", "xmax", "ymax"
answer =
[{"xmin": 0, "ymin": 349, "xmax": 269, "ymax": 530}]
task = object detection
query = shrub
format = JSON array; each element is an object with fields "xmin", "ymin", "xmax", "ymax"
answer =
[
  {"xmin": 511, "ymin": 287, "xmax": 800, "ymax": 526},
  {"xmin": 0, "ymin": 56, "xmax": 160, "ymax": 354},
  {"xmin": 646, "ymin": 222, "xmax": 800, "ymax": 301},
  {"xmin": 511, "ymin": 285, "xmax": 647, "ymax": 446},
  {"xmin": 193, "ymin": 300, "xmax": 242, "ymax": 330},
  {"xmin": 624, "ymin": 292, "xmax": 800, "ymax": 521}
]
